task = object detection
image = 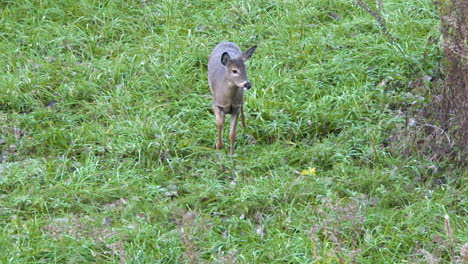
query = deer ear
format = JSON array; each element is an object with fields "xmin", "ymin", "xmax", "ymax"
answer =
[
  {"xmin": 221, "ymin": 52, "xmax": 231, "ymax": 66},
  {"xmin": 241, "ymin": 45, "xmax": 257, "ymax": 61}
]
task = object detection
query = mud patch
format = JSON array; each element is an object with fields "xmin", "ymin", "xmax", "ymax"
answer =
[{"xmin": 43, "ymin": 214, "xmax": 127, "ymax": 263}]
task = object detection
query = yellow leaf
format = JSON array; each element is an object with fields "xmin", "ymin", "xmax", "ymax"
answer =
[
  {"xmin": 300, "ymin": 167, "xmax": 317, "ymax": 176},
  {"xmin": 309, "ymin": 167, "xmax": 317, "ymax": 176}
]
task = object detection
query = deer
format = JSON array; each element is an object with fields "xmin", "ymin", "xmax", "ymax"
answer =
[{"xmin": 208, "ymin": 42, "xmax": 257, "ymax": 155}]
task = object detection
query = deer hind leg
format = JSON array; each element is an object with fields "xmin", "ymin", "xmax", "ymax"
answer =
[
  {"xmin": 240, "ymin": 105, "xmax": 246, "ymax": 128},
  {"xmin": 229, "ymin": 111, "xmax": 240, "ymax": 155},
  {"xmin": 213, "ymin": 105, "xmax": 225, "ymax": 150}
]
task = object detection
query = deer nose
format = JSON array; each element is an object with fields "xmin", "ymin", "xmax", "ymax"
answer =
[{"xmin": 243, "ymin": 82, "xmax": 251, "ymax": 90}]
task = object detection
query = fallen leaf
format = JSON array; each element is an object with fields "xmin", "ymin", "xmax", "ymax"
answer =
[{"xmin": 300, "ymin": 167, "xmax": 317, "ymax": 176}]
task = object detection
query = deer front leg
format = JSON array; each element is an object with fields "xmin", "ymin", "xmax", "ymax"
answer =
[
  {"xmin": 229, "ymin": 112, "xmax": 239, "ymax": 155},
  {"xmin": 213, "ymin": 105, "xmax": 225, "ymax": 150}
]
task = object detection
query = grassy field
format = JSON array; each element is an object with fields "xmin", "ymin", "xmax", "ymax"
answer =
[{"xmin": 0, "ymin": 0, "xmax": 466, "ymax": 263}]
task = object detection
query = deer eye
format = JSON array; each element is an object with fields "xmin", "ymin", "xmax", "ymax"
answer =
[{"xmin": 232, "ymin": 69, "xmax": 239, "ymax": 74}]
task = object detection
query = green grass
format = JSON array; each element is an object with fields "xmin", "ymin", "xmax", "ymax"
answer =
[{"xmin": 0, "ymin": 0, "xmax": 466, "ymax": 263}]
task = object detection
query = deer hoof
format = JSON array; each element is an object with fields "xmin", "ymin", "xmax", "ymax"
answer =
[{"xmin": 216, "ymin": 142, "xmax": 223, "ymax": 150}]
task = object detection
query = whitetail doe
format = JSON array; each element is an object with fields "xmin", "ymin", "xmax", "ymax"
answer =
[{"xmin": 208, "ymin": 42, "xmax": 257, "ymax": 155}]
